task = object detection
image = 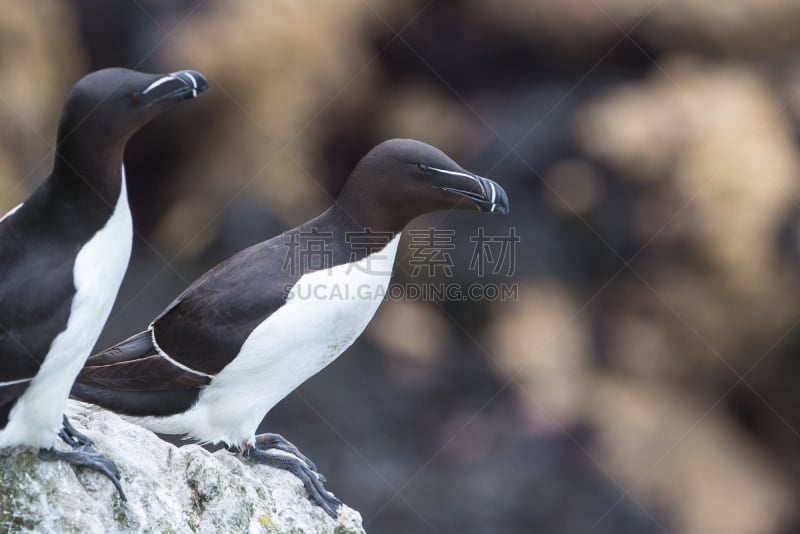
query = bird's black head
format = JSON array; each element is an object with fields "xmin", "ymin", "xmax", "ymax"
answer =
[
  {"xmin": 338, "ymin": 139, "xmax": 509, "ymax": 232},
  {"xmin": 57, "ymin": 67, "xmax": 209, "ymax": 148}
]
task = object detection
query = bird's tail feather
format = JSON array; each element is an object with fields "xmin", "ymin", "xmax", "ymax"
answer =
[{"xmin": 84, "ymin": 330, "xmax": 154, "ymax": 366}]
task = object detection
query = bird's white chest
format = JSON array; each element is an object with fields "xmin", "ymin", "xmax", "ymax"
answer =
[
  {"xmin": 0, "ymin": 167, "xmax": 133, "ymax": 448},
  {"xmin": 280, "ymin": 235, "xmax": 401, "ymax": 368},
  {"xmin": 170, "ymin": 234, "xmax": 401, "ymax": 444}
]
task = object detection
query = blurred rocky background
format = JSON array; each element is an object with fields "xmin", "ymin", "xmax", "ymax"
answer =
[{"xmin": 2, "ymin": 0, "xmax": 800, "ymax": 533}]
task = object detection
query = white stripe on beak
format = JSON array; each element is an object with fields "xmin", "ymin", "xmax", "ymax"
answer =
[
  {"xmin": 142, "ymin": 75, "xmax": 175, "ymax": 95},
  {"xmin": 0, "ymin": 202, "xmax": 23, "ymax": 224},
  {"xmin": 428, "ymin": 166, "xmax": 485, "ymax": 194},
  {"xmin": 182, "ymin": 71, "xmax": 199, "ymax": 98},
  {"xmin": 428, "ymin": 167, "xmax": 476, "ymax": 181},
  {"xmin": 489, "ymin": 181, "xmax": 497, "ymax": 212}
]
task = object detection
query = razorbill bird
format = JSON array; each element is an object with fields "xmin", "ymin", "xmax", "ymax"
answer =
[
  {"xmin": 72, "ymin": 139, "xmax": 509, "ymax": 515},
  {"xmin": 0, "ymin": 67, "xmax": 208, "ymax": 499}
]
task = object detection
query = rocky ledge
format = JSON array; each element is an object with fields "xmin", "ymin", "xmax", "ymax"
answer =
[{"xmin": 0, "ymin": 401, "xmax": 364, "ymax": 533}]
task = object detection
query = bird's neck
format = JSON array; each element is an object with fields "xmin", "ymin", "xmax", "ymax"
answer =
[
  {"xmin": 330, "ymin": 187, "xmax": 408, "ymax": 235},
  {"xmin": 320, "ymin": 201, "xmax": 401, "ymax": 237},
  {"xmin": 288, "ymin": 204, "xmax": 400, "ymax": 266},
  {"xmin": 51, "ymin": 133, "xmax": 126, "ymax": 207}
]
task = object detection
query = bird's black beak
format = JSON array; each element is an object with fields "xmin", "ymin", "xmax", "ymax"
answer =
[
  {"xmin": 434, "ymin": 167, "xmax": 510, "ymax": 215},
  {"xmin": 141, "ymin": 70, "xmax": 209, "ymax": 105},
  {"xmin": 474, "ymin": 175, "xmax": 510, "ymax": 214}
]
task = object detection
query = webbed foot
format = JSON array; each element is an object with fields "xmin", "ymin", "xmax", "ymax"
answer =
[
  {"xmin": 242, "ymin": 445, "xmax": 340, "ymax": 518},
  {"xmin": 254, "ymin": 433, "xmax": 319, "ymax": 473},
  {"xmin": 39, "ymin": 445, "xmax": 126, "ymax": 501},
  {"xmin": 58, "ymin": 414, "xmax": 93, "ymax": 447}
]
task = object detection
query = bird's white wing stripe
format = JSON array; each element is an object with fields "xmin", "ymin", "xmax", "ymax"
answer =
[
  {"xmin": 0, "ymin": 377, "xmax": 33, "ymax": 387},
  {"xmin": 149, "ymin": 325, "xmax": 214, "ymax": 378}
]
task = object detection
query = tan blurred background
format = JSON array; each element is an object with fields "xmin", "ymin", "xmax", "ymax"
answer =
[{"xmin": 3, "ymin": 1, "xmax": 800, "ymax": 532}]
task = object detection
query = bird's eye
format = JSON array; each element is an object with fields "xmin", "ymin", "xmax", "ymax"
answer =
[{"xmin": 417, "ymin": 163, "xmax": 432, "ymax": 174}]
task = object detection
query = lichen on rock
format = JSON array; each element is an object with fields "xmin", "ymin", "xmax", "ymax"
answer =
[{"xmin": 0, "ymin": 401, "xmax": 364, "ymax": 534}]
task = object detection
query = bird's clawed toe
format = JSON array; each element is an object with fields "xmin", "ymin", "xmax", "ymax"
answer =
[
  {"xmin": 254, "ymin": 433, "xmax": 319, "ymax": 472},
  {"xmin": 242, "ymin": 445, "xmax": 339, "ymax": 518},
  {"xmin": 39, "ymin": 445, "xmax": 126, "ymax": 501},
  {"xmin": 58, "ymin": 414, "xmax": 93, "ymax": 447}
]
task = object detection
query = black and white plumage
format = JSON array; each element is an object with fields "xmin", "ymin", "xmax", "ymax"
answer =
[
  {"xmin": 72, "ymin": 139, "xmax": 510, "ymax": 515},
  {"xmin": 0, "ymin": 67, "xmax": 208, "ymax": 498}
]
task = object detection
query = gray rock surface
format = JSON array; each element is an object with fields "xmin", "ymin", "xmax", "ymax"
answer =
[{"xmin": 0, "ymin": 401, "xmax": 364, "ymax": 534}]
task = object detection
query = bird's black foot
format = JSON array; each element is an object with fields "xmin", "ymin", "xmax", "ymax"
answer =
[
  {"xmin": 254, "ymin": 433, "xmax": 319, "ymax": 473},
  {"xmin": 242, "ymin": 445, "xmax": 341, "ymax": 518},
  {"xmin": 58, "ymin": 414, "xmax": 93, "ymax": 447},
  {"xmin": 39, "ymin": 445, "xmax": 127, "ymax": 502}
]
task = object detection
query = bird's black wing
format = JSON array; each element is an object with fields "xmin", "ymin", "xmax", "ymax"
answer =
[
  {"xmin": 75, "ymin": 219, "xmax": 360, "ymax": 418},
  {"xmin": 74, "ymin": 236, "xmax": 300, "ymax": 417},
  {"xmin": 72, "ymin": 331, "xmax": 210, "ymax": 417},
  {"xmin": 0, "ymin": 206, "xmax": 78, "ymax": 428},
  {"xmin": 0, "ymin": 209, "xmax": 76, "ymax": 383},
  {"xmin": 149, "ymin": 239, "xmax": 296, "ymax": 376},
  {"xmin": 148, "ymin": 219, "xmax": 365, "ymax": 377},
  {"xmin": 0, "ymin": 381, "xmax": 31, "ymax": 429}
]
